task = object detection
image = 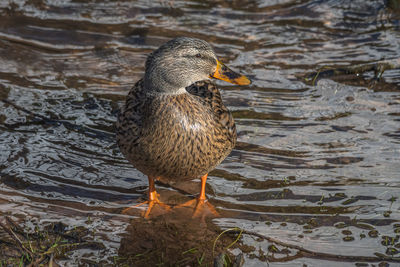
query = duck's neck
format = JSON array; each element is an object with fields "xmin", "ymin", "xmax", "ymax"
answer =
[
  {"xmin": 143, "ymin": 61, "xmax": 195, "ymax": 94},
  {"xmin": 146, "ymin": 86, "xmax": 187, "ymax": 96},
  {"xmin": 144, "ymin": 77, "xmax": 183, "ymax": 95}
]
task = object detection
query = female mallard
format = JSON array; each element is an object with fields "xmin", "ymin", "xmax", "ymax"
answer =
[{"xmin": 116, "ymin": 37, "xmax": 250, "ymax": 217}]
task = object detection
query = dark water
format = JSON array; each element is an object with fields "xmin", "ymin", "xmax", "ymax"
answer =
[{"xmin": 1, "ymin": 0, "xmax": 400, "ymax": 265}]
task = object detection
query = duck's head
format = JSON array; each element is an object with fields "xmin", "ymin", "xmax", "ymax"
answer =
[{"xmin": 144, "ymin": 37, "xmax": 251, "ymax": 94}]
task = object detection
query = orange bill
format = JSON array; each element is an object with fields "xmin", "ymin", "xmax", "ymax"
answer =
[{"xmin": 209, "ymin": 59, "xmax": 251, "ymax": 85}]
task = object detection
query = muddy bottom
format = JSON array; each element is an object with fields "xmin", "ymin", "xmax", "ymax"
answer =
[
  {"xmin": 118, "ymin": 208, "xmax": 241, "ymax": 266},
  {"xmin": 116, "ymin": 186, "xmax": 242, "ymax": 266}
]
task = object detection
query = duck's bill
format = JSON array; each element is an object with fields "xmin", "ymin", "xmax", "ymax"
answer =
[{"xmin": 209, "ymin": 60, "xmax": 251, "ymax": 85}]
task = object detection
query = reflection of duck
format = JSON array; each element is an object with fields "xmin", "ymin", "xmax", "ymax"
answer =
[{"xmin": 116, "ymin": 37, "xmax": 250, "ymax": 217}]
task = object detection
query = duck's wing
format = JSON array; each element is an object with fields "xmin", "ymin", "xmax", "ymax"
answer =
[
  {"xmin": 186, "ymin": 80, "xmax": 236, "ymax": 139},
  {"xmin": 116, "ymin": 79, "xmax": 145, "ymax": 147}
]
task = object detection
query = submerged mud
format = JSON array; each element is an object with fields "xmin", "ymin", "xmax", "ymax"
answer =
[{"xmin": 118, "ymin": 209, "xmax": 239, "ymax": 266}]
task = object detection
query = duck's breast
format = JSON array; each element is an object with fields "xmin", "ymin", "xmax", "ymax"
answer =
[{"xmin": 117, "ymin": 80, "xmax": 236, "ymax": 181}]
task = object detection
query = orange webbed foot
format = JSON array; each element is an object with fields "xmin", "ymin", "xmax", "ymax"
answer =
[
  {"xmin": 175, "ymin": 173, "xmax": 219, "ymax": 218},
  {"xmin": 178, "ymin": 198, "xmax": 219, "ymax": 218},
  {"xmin": 122, "ymin": 176, "xmax": 171, "ymax": 218},
  {"xmin": 122, "ymin": 194, "xmax": 171, "ymax": 218}
]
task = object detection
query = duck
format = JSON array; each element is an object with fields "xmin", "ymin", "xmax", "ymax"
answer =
[{"xmin": 116, "ymin": 37, "xmax": 251, "ymax": 218}]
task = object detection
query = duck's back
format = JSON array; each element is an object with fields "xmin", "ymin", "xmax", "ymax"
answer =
[{"xmin": 116, "ymin": 79, "xmax": 236, "ymax": 181}]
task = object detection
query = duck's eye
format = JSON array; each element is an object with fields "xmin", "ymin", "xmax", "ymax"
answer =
[{"xmin": 195, "ymin": 53, "xmax": 202, "ymax": 58}]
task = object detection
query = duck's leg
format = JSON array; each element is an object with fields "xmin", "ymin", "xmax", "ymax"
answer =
[
  {"xmin": 177, "ymin": 174, "xmax": 219, "ymax": 217},
  {"xmin": 194, "ymin": 174, "xmax": 219, "ymax": 217},
  {"xmin": 143, "ymin": 176, "xmax": 171, "ymax": 218},
  {"xmin": 123, "ymin": 176, "xmax": 170, "ymax": 218},
  {"xmin": 198, "ymin": 173, "xmax": 208, "ymax": 201}
]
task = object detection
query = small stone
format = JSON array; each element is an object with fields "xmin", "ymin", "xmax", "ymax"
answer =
[
  {"xmin": 334, "ymin": 222, "xmax": 347, "ymax": 229},
  {"xmin": 378, "ymin": 262, "xmax": 389, "ymax": 267},
  {"xmin": 342, "ymin": 230, "xmax": 352, "ymax": 235},
  {"xmin": 368, "ymin": 230, "xmax": 379, "ymax": 238},
  {"xmin": 343, "ymin": 236, "xmax": 355, "ymax": 241},
  {"xmin": 383, "ymin": 211, "xmax": 392, "ymax": 217}
]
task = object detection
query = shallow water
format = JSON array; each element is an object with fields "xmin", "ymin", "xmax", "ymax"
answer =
[{"xmin": 0, "ymin": 0, "xmax": 400, "ymax": 265}]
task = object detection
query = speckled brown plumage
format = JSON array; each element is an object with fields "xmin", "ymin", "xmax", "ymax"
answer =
[
  {"xmin": 116, "ymin": 37, "xmax": 250, "ymax": 218},
  {"xmin": 116, "ymin": 78, "xmax": 236, "ymax": 182}
]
